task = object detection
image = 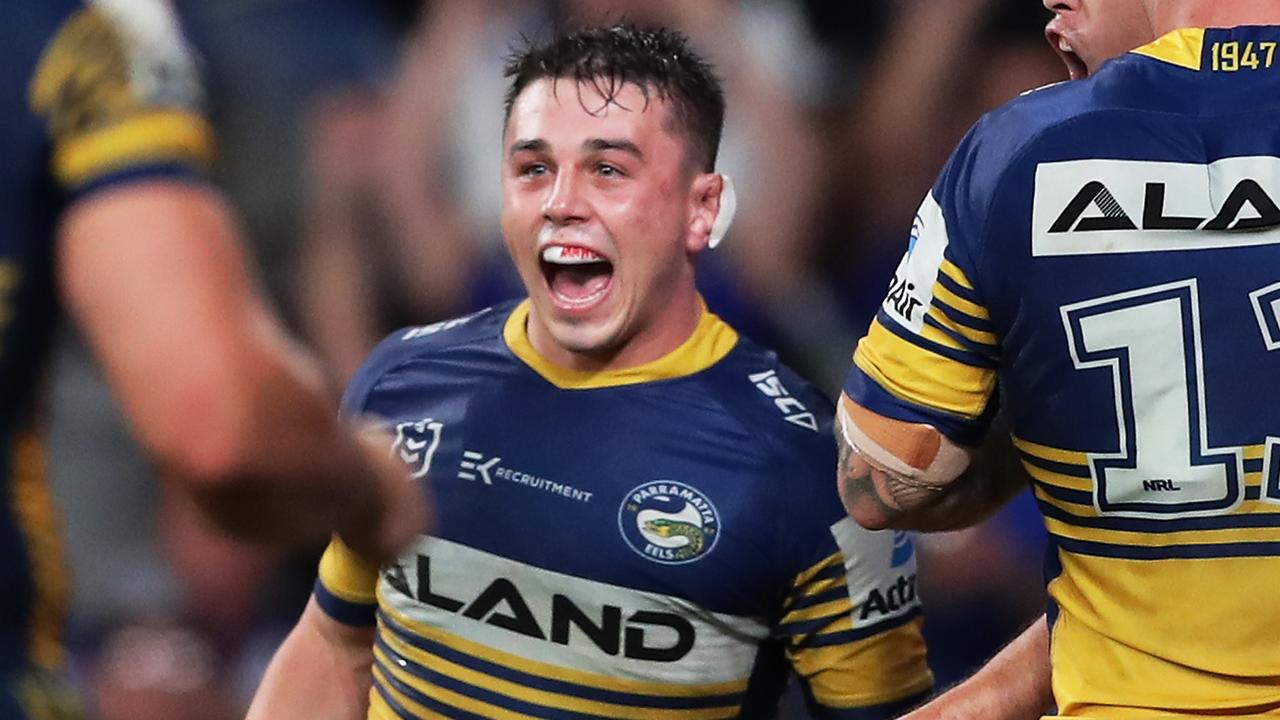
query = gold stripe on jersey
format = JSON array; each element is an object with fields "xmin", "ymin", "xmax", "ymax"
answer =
[
  {"xmin": 788, "ymin": 614, "xmax": 855, "ymax": 650},
  {"xmin": 505, "ymin": 300, "xmax": 739, "ymax": 389},
  {"xmin": 52, "ymin": 111, "xmax": 215, "ymax": 187},
  {"xmin": 788, "ymin": 618, "xmax": 931, "ymax": 708},
  {"xmin": 372, "ymin": 663, "xmax": 491, "ymax": 720},
  {"xmin": 378, "ymin": 601, "xmax": 751, "ymax": 698},
  {"xmin": 9, "ymin": 433, "xmax": 69, "ymax": 670},
  {"xmin": 1131, "ymin": 28, "xmax": 1206, "ymax": 72},
  {"xmin": 917, "ymin": 319, "xmax": 967, "ymax": 352},
  {"xmin": 784, "ymin": 573, "xmax": 847, "ymax": 612},
  {"xmin": 937, "ymin": 259, "xmax": 976, "ymax": 291},
  {"xmin": 780, "ymin": 597, "xmax": 854, "ymax": 626},
  {"xmin": 1012, "ymin": 436, "xmax": 1089, "ymax": 466},
  {"xmin": 931, "ymin": 283, "xmax": 990, "ymax": 321},
  {"xmin": 376, "ymin": 630, "xmax": 738, "ymax": 720},
  {"xmin": 317, "ymin": 537, "xmax": 379, "ymax": 605},
  {"xmin": 1043, "ymin": 513, "xmax": 1280, "ymax": 548},
  {"xmin": 1023, "ymin": 462, "xmax": 1093, "ymax": 495},
  {"xmin": 853, "ymin": 319, "xmax": 997, "ymax": 419},
  {"xmin": 1047, "ymin": 552, "xmax": 1280, "ymax": 715},
  {"xmin": 926, "ymin": 305, "xmax": 998, "ymax": 346},
  {"xmin": 792, "ymin": 552, "xmax": 842, "ymax": 588},
  {"xmin": 1032, "ymin": 484, "xmax": 1094, "ymax": 517}
]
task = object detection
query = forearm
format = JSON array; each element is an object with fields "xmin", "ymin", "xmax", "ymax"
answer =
[
  {"xmin": 835, "ymin": 397, "xmax": 1024, "ymax": 532},
  {"xmin": 59, "ymin": 184, "xmax": 393, "ymax": 551},
  {"xmin": 248, "ymin": 598, "xmax": 374, "ymax": 720},
  {"xmin": 837, "ymin": 439, "xmax": 1019, "ymax": 532},
  {"xmin": 896, "ymin": 618, "xmax": 1052, "ymax": 720}
]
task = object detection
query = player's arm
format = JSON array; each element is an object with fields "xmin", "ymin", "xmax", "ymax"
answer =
[
  {"xmin": 58, "ymin": 183, "xmax": 421, "ymax": 559},
  {"xmin": 249, "ymin": 536, "xmax": 380, "ymax": 718},
  {"xmin": 836, "ymin": 395, "xmax": 1026, "ymax": 532},
  {"xmin": 896, "ymin": 617, "xmax": 1052, "ymax": 720},
  {"xmin": 247, "ymin": 597, "xmax": 374, "ymax": 720},
  {"xmin": 837, "ymin": 392, "xmax": 1008, "ymax": 536},
  {"xmin": 38, "ymin": 2, "xmax": 420, "ymax": 559}
]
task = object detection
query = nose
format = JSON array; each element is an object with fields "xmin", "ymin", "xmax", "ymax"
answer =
[
  {"xmin": 542, "ymin": 168, "xmax": 589, "ymax": 226},
  {"xmin": 1043, "ymin": 0, "xmax": 1075, "ymax": 13}
]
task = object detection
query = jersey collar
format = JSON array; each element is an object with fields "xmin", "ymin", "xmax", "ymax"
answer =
[
  {"xmin": 1131, "ymin": 28, "xmax": 1206, "ymax": 71},
  {"xmin": 503, "ymin": 299, "xmax": 739, "ymax": 389}
]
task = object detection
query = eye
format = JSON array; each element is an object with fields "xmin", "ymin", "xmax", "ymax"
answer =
[
  {"xmin": 519, "ymin": 163, "xmax": 549, "ymax": 177},
  {"xmin": 595, "ymin": 162, "xmax": 625, "ymax": 178}
]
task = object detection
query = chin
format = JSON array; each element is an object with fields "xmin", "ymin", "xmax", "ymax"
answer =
[{"xmin": 545, "ymin": 317, "xmax": 623, "ymax": 358}]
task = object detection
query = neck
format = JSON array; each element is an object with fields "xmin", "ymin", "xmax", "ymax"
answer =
[
  {"xmin": 526, "ymin": 287, "xmax": 704, "ymax": 374},
  {"xmin": 1154, "ymin": 1, "xmax": 1280, "ymax": 34}
]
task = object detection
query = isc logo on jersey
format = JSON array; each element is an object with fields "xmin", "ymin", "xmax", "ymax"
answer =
[
  {"xmin": 1033, "ymin": 157, "xmax": 1280, "ymax": 256},
  {"xmin": 619, "ymin": 481, "xmax": 721, "ymax": 565}
]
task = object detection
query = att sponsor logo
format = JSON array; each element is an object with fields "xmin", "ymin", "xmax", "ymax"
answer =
[{"xmin": 384, "ymin": 556, "xmax": 694, "ymax": 662}]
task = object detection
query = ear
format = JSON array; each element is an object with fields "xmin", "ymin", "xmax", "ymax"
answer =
[{"xmin": 686, "ymin": 172, "xmax": 723, "ymax": 254}]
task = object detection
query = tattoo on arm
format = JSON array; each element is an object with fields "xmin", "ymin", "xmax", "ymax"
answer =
[{"xmin": 837, "ymin": 438, "xmax": 904, "ymax": 521}]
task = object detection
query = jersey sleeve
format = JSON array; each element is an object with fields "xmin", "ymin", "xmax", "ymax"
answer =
[
  {"xmin": 760, "ymin": 395, "xmax": 933, "ymax": 718},
  {"xmin": 843, "ymin": 125, "xmax": 1002, "ymax": 446},
  {"xmin": 28, "ymin": 0, "xmax": 214, "ymax": 198},
  {"xmin": 314, "ymin": 536, "xmax": 380, "ymax": 627},
  {"xmin": 776, "ymin": 517, "xmax": 932, "ymax": 718}
]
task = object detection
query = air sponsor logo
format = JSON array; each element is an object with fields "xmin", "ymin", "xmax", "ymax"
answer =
[
  {"xmin": 749, "ymin": 369, "xmax": 818, "ymax": 431},
  {"xmin": 619, "ymin": 481, "xmax": 720, "ymax": 565},
  {"xmin": 384, "ymin": 554, "xmax": 695, "ymax": 662},
  {"xmin": 1033, "ymin": 157, "xmax": 1280, "ymax": 255},
  {"xmin": 391, "ymin": 418, "xmax": 443, "ymax": 478},
  {"xmin": 884, "ymin": 192, "xmax": 950, "ymax": 333}
]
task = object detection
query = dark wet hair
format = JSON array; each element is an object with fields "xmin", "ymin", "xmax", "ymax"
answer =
[{"xmin": 504, "ymin": 23, "xmax": 725, "ymax": 172}]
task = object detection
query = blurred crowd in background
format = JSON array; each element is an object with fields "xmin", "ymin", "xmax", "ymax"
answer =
[{"xmin": 45, "ymin": 1, "xmax": 1065, "ymax": 717}]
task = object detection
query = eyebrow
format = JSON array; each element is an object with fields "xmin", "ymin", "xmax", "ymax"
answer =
[
  {"xmin": 584, "ymin": 138, "xmax": 643, "ymax": 160},
  {"xmin": 508, "ymin": 138, "xmax": 549, "ymax": 156}
]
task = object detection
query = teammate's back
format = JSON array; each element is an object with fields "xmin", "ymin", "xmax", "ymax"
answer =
[{"xmin": 847, "ymin": 24, "xmax": 1280, "ymax": 717}]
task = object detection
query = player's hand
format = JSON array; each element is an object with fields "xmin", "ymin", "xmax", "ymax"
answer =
[{"xmin": 336, "ymin": 425, "xmax": 431, "ymax": 564}]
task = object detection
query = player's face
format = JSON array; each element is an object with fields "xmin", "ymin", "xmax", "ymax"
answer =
[
  {"xmin": 501, "ymin": 78, "xmax": 718, "ymax": 368},
  {"xmin": 1044, "ymin": 0, "xmax": 1155, "ymax": 79}
]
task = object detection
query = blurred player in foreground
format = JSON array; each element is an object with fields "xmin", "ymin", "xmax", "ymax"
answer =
[
  {"xmin": 2, "ymin": 1, "xmax": 423, "ymax": 715},
  {"xmin": 837, "ymin": 0, "xmax": 1280, "ymax": 717},
  {"xmin": 249, "ymin": 23, "xmax": 934, "ymax": 720}
]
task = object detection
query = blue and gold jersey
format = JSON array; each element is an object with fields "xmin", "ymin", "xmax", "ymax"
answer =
[
  {"xmin": 1, "ymin": 0, "xmax": 212, "ymax": 687},
  {"xmin": 317, "ymin": 300, "xmax": 932, "ymax": 719},
  {"xmin": 845, "ymin": 26, "xmax": 1280, "ymax": 718}
]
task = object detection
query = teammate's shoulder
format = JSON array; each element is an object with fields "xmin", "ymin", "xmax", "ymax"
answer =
[
  {"xmin": 341, "ymin": 301, "xmax": 516, "ymax": 415},
  {"xmin": 956, "ymin": 79, "xmax": 1095, "ymax": 167}
]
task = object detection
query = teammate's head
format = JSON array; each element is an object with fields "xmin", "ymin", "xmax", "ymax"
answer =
[
  {"xmin": 1043, "ymin": 0, "xmax": 1157, "ymax": 79},
  {"xmin": 499, "ymin": 24, "xmax": 728, "ymax": 370}
]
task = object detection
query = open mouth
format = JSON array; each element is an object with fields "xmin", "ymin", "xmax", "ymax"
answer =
[
  {"xmin": 539, "ymin": 244, "xmax": 615, "ymax": 308},
  {"xmin": 1046, "ymin": 27, "xmax": 1089, "ymax": 80}
]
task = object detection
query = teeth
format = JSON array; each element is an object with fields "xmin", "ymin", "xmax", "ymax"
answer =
[
  {"xmin": 541, "ymin": 245, "xmax": 605, "ymax": 265},
  {"xmin": 1059, "ymin": 38, "xmax": 1073, "ymax": 53}
]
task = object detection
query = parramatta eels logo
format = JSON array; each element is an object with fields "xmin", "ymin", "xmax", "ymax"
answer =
[{"xmin": 619, "ymin": 481, "xmax": 721, "ymax": 565}]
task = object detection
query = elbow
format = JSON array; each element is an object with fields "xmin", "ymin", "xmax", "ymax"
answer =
[{"xmin": 850, "ymin": 505, "xmax": 895, "ymax": 531}]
